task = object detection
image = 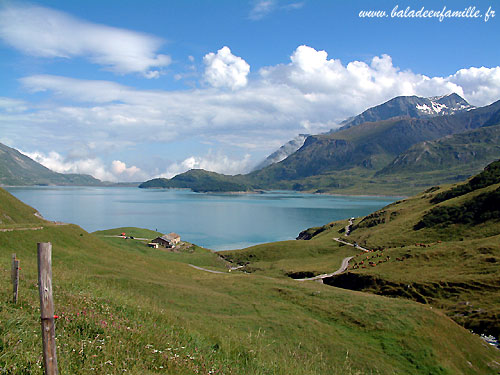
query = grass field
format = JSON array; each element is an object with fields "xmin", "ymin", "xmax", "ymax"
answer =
[
  {"xmin": 1, "ymin": 187, "xmax": 500, "ymax": 374},
  {"xmin": 223, "ymin": 175, "xmax": 500, "ymax": 341}
]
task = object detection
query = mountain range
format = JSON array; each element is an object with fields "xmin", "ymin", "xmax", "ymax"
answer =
[
  {"xmin": 3, "ymin": 92, "xmax": 500, "ymax": 194},
  {"xmin": 141, "ymin": 93, "xmax": 500, "ymax": 194},
  {"xmin": 251, "ymin": 93, "xmax": 475, "ymax": 172}
]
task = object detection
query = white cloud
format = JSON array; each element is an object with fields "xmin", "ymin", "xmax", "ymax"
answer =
[
  {"xmin": 0, "ymin": 97, "xmax": 27, "ymax": 113},
  {"xmin": 448, "ymin": 66, "xmax": 500, "ymax": 107},
  {"xmin": 249, "ymin": 0, "xmax": 277, "ymax": 20},
  {"xmin": 249, "ymin": 0, "xmax": 304, "ymax": 20},
  {"xmin": 283, "ymin": 2, "xmax": 304, "ymax": 10},
  {"xmin": 159, "ymin": 152, "xmax": 253, "ymax": 178},
  {"xmin": 6, "ymin": 45, "xmax": 500, "ymax": 177},
  {"xmin": 15, "ymin": 48, "xmax": 500, "ymax": 143},
  {"xmin": 203, "ymin": 46, "xmax": 250, "ymax": 90},
  {"xmin": 259, "ymin": 45, "xmax": 498, "ymax": 110},
  {"xmin": 21, "ymin": 150, "xmax": 147, "ymax": 182},
  {"xmin": 20, "ymin": 75, "xmax": 131, "ymax": 103},
  {"xmin": 0, "ymin": 4, "xmax": 170, "ymax": 77},
  {"xmin": 111, "ymin": 160, "xmax": 144, "ymax": 179}
]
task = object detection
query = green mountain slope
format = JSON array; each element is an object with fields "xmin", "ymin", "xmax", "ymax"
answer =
[
  {"xmin": 0, "ymin": 142, "xmax": 102, "ymax": 186},
  {"xmin": 139, "ymin": 169, "xmax": 252, "ymax": 192},
  {"xmin": 378, "ymin": 125, "xmax": 500, "ymax": 175},
  {"xmin": 1, "ymin": 187, "xmax": 499, "ymax": 373},
  {"xmin": 236, "ymin": 160, "xmax": 499, "ymax": 338}
]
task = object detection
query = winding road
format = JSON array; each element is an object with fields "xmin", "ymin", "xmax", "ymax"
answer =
[
  {"xmin": 295, "ymin": 256, "xmax": 354, "ymax": 282},
  {"xmin": 333, "ymin": 237, "xmax": 370, "ymax": 252},
  {"xmin": 295, "ymin": 235, "xmax": 370, "ymax": 282},
  {"xmin": 188, "ymin": 223, "xmax": 370, "ymax": 280},
  {"xmin": 188, "ymin": 264, "xmax": 227, "ymax": 274}
]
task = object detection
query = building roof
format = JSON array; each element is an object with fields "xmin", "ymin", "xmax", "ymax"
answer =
[
  {"xmin": 153, "ymin": 233, "xmax": 180, "ymax": 244},
  {"xmin": 166, "ymin": 232, "xmax": 180, "ymax": 240},
  {"xmin": 158, "ymin": 235, "xmax": 173, "ymax": 242}
]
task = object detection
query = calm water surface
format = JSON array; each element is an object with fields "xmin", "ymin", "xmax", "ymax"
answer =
[{"xmin": 6, "ymin": 187, "xmax": 401, "ymax": 250}]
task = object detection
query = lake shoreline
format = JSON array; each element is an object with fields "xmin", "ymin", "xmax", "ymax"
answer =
[{"xmin": 6, "ymin": 186, "xmax": 400, "ymax": 250}]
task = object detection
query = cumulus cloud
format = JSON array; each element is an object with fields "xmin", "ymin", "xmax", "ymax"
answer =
[
  {"xmin": 159, "ymin": 152, "xmax": 253, "ymax": 178},
  {"xmin": 22, "ymin": 150, "xmax": 147, "ymax": 182},
  {"xmin": 203, "ymin": 46, "xmax": 250, "ymax": 90},
  {"xmin": 6, "ymin": 45, "xmax": 500, "ymax": 177},
  {"xmin": 448, "ymin": 66, "xmax": 500, "ymax": 107},
  {"xmin": 111, "ymin": 160, "xmax": 144, "ymax": 179},
  {"xmin": 259, "ymin": 45, "xmax": 466, "ymax": 110},
  {"xmin": 16, "ymin": 47, "xmax": 500, "ymax": 143},
  {"xmin": 0, "ymin": 4, "xmax": 170, "ymax": 77}
]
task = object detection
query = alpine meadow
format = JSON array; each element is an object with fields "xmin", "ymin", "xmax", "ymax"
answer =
[{"xmin": 1, "ymin": 1, "xmax": 500, "ymax": 374}]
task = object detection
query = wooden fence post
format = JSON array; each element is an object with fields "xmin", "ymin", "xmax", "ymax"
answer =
[
  {"xmin": 37, "ymin": 242, "xmax": 58, "ymax": 375},
  {"xmin": 11, "ymin": 253, "xmax": 15, "ymax": 284},
  {"xmin": 11, "ymin": 254, "xmax": 19, "ymax": 304}
]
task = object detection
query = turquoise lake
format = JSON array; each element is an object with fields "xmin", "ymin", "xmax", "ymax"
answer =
[{"xmin": 6, "ymin": 187, "xmax": 401, "ymax": 250}]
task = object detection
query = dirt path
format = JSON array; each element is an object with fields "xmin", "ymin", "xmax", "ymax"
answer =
[
  {"xmin": 189, "ymin": 237, "xmax": 368, "ymax": 280},
  {"xmin": 0, "ymin": 226, "xmax": 44, "ymax": 232},
  {"xmin": 188, "ymin": 264, "xmax": 227, "ymax": 274},
  {"xmin": 295, "ymin": 256, "xmax": 354, "ymax": 282},
  {"xmin": 296, "ymin": 237, "xmax": 370, "ymax": 282},
  {"xmin": 344, "ymin": 218, "xmax": 354, "ymax": 236},
  {"xmin": 103, "ymin": 235, "xmax": 150, "ymax": 240},
  {"xmin": 333, "ymin": 237, "xmax": 370, "ymax": 252}
]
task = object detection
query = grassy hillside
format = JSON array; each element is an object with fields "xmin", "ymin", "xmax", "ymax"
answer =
[
  {"xmin": 235, "ymin": 160, "xmax": 500, "ymax": 340},
  {"xmin": 0, "ymin": 187, "xmax": 44, "ymax": 227},
  {"xmin": 1, "ymin": 187, "xmax": 499, "ymax": 374}
]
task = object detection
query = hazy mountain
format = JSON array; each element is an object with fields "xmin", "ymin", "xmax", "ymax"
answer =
[
  {"xmin": 253, "ymin": 134, "xmax": 309, "ymax": 171},
  {"xmin": 331, "ymin": 93, "xmax": 474, "ymax": 132},
  {"xmin": 0, "ymin": 142, "xmax": 102, "ymax": 186}
]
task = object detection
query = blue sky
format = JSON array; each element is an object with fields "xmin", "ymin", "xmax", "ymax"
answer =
[{"xmin": 0, "ymin": 0, "xmax": 499, "ymax": 181}]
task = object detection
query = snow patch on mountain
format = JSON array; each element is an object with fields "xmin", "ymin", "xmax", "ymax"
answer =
[{"xmin": 415, "ymin": 93, "xmax": 475, "ymax": 116}]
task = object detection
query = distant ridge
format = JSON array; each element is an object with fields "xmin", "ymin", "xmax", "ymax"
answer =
[
  {"xmin": 0, "ymin": 142, "xmax": 102, "ymax": 186},
  {"xmin": 253, "ymin": 134, "xmax": 309, "ymax": 171}
]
